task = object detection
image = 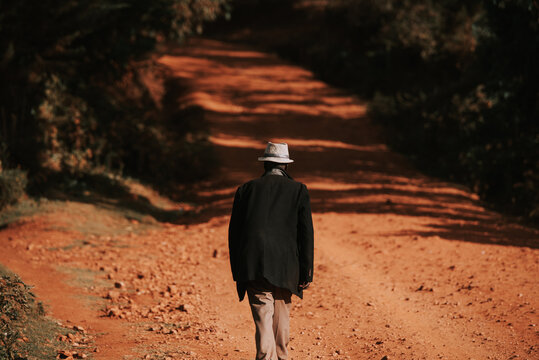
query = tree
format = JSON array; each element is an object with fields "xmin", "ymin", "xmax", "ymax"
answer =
[{"xmin": 0, "ymin": 0, "xmax": 228, "ymax": 187}]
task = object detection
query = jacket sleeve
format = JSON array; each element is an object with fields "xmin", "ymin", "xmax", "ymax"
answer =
[
  {"xmin": 297, "ymin": 184, "xmax": 314, "ymax": 283},
  {"xmin": 228, "ymin": 187, "xmax": 243, "ymax": 280}
]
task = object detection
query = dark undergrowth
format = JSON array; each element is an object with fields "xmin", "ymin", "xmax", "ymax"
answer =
[{"xmin": 0, "ymin": 1, "xmax": 229, "ymax": 212}]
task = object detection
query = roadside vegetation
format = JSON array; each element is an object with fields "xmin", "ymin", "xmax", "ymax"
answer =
[
  {"xmin": 213, "ymin": 0, "xmax": 539, "ymax": 222},
  {"xmin": 0, "ymin": 0, "xmax": 231, "ymax": 211},
  {"xmin": 0, "ymin": 265, "xmax": 69, "ymax": 360}
]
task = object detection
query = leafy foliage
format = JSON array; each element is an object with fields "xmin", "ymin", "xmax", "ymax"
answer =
[
  {"xmin": 0, "ymin": 169, "xmax": 28, "ymax": 211},
  {"xmin": 365, "ymin": 0, "xmax": 539, "ymax": 218},
  {"xmin": 0, "ymin": 273, "xmax": 45, "ymax": 360},
  {"xmin": 0, "ymin": 265, "xmax": 68, "ymax": 360},
  {"xmin": 0, "ymin": 0, "xmax": 228, "ymax": 193}
]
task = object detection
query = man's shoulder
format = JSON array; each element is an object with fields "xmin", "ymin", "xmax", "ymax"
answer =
[
  {"xmin": 239, "ymin": 175, "xmax": 304, "ymax": 189},
  {"xmin": 238, "ymin": 178, "xmax": 259, "ymax": 189},
  {"xmin": 252, "ymin": 176, "xmax": 307, "ymax": 193}
]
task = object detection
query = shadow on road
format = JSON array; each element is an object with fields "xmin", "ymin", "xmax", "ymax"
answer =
[{"xmin": 160, "ymin": 38, "xmax": 538, "ymax": 249}]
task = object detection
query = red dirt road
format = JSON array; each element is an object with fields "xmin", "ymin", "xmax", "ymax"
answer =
[{"xmin": 1, "ymin": 38, "xmax": 538, "ymax": 360}]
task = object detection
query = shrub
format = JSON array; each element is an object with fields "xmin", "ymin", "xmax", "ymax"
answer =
[
  {"xmin": 0, "ymin": 170, "xmax": 28, "ymax": 210},
  {"xmin": 368, "ymin": 0, "xmax": 539, "ymax": 219},
  {"xmin": 0, "ymin": 273, "xmax": 44, "ymax": 360}
]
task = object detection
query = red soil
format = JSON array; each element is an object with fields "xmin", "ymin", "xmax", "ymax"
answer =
[{"xmin": 1, "ymin": 38, "xmax": 538, "ymax": 360}]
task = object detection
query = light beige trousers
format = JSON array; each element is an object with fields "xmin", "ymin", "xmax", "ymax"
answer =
[{"xmin": 247, "ymin": 279, "xmax": 292, "ymax": 360}]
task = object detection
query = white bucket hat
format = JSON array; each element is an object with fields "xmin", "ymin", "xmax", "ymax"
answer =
[{"xmin": 258, "ymin": 142, "xmax": 294, "ymax": 163}]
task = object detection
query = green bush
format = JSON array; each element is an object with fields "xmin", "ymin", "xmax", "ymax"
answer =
[
  {"xmin": 0, "ymin": 170, "xmax": 28, "ymax": 210},
  {"xmin": 366, "ymin": 0, "xmax": 539, "ymax": 219},
  {"xmin": 0, "ymin": 266, "xmax": 64, "ymax": 360},
  {"xmin": 0, "ymin": 273, "xmax": 44, "ymax": 360}
]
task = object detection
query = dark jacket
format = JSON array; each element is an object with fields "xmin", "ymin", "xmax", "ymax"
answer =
[{"xmin": 228, "ymin": 169, "xmax": 314, "ymax": 301}]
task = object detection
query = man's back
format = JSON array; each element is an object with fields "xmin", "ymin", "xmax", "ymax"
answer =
[{"xmin": 228, "ymin": 170, "xmax": 314, "ymax": 299}]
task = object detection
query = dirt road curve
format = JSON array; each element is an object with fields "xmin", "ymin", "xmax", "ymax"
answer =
[{"xmin": 1, "ymin": 38, "xmax": 538, "ymax": 360}]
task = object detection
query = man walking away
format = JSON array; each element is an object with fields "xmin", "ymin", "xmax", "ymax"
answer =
[{"xmin": 228, "ymin": 142, "xmax": 314, "ymax": 360}]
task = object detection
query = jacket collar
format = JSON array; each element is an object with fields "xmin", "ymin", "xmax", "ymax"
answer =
[{"xmin": 263, "ymin": 168, "xmax": 293, "ymax": 179}]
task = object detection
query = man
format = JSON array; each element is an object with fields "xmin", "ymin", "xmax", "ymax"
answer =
[{"xmin": 228, "ymin": 142, "xmax": 314, "ymax": 360}]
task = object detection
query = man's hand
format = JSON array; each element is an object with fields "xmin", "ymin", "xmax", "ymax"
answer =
[{"xmin": 299, "ymin": 282, "xmax": 311, "ymax": 290}]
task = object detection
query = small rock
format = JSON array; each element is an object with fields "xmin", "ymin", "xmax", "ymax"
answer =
[
  {"xmin": 107, "ymin": 306, "xmax": 121, "ymax": 317},
  {"xmin": 106, "ymin": 291, "xmax": 120, "ymax": 301},
  {"xmin": 56, "ymin": 350, "xmax": 73, "ymax": 359},
  {"xmin": 178, "ymin": 304, "xmax": 194, "ymax": 313},
  {"xmin": 114, "ymin": 281, "xmax": 125, "ymax": 289}
]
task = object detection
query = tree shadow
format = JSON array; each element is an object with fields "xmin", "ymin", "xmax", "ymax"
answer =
[
  {"xmin": 387, "ymin": 222, "xmax": 538, "ymax": 249},
  {"xmin": 30, "ymin": 171, "xmax": 187, "ymax": 224}
]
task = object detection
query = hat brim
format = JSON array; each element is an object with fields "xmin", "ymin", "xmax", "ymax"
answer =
[{"xmin": 258, "ymin": 156, "xmax": 294, "ymax": 164}]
